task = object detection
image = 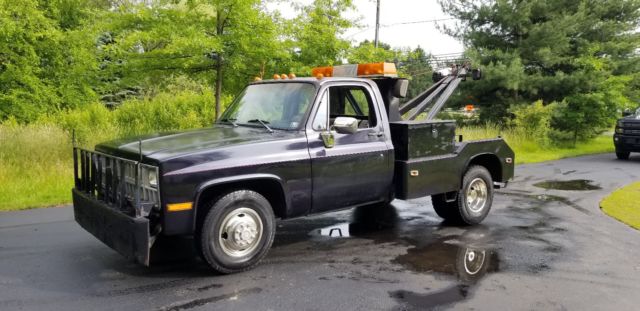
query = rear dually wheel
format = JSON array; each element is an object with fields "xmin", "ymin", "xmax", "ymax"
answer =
[{"xmin": 431, "ymin": 165, "xmax": 494, "ymax": 225}]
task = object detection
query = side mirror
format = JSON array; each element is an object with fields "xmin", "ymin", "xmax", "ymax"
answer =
[
  {"xmin": 320, "ymin": 131, "xmax": 335, "ymax": 148},
  {"xmin": 333, "ymin": 117, "xmax": 359, "ymax": 134},
  {"xmin": 622, "ymin": 109, "xmax": 632, "ymax": 117},
  {"xmin": 394, "ymin": 79, "xmax": 409, "ymax": 98}
]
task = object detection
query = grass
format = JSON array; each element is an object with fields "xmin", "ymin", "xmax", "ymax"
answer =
[
  {"xmin": 601, "ymin": 182, "xmax": 640, "ymax": 230},
  {"xmin": 457, "ymin": 124, "xmax": 614, "ymax": 164},
  {"xmin": 0, "ymin": 119, "xmax": 616, "ymax": 211},
  {"xmin": 0, "ymin": 125, "xmax": 75, "ymax": 211}
]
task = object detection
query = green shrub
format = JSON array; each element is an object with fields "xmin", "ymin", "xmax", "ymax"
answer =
[{"xmin": 508, "ymin": 100, "xmax": 553, "ymax": 146}]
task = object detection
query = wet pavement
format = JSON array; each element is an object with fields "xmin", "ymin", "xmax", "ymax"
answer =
[{"xmin": 1, "ymin": 153, "xmax": 640, "ymax": 310}]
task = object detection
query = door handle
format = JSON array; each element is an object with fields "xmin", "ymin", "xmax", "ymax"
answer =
[{"xmin": 368, "ymin": 132, "xmax": 384, "ymax": 138}]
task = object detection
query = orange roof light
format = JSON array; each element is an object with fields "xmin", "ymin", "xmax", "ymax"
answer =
[
  {"xmin": 310, "ymin": 62, "xmax": 398, "ymax": 78},
  {"xmin": 311, "ymin": 66, "xmax": 333, "ymax": 78},
  {"xmin": 357, "ymin": 62, "xmax": 397, "ymax": 77},
  {"xmin": 273, "ymin": 74, "xmax": 281, "ymax": 80}
]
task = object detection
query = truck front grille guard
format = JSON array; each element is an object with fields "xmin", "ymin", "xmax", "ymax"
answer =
[{"xmin": 73, "ymin": 147, "xmax": 160, "ymax": 218}]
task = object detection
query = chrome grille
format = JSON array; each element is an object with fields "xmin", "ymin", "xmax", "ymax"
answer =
[{"xmin": 73, "ymin": 148, "xmax": 160, "ymax": 217}]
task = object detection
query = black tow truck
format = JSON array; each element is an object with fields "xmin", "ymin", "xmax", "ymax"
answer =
[
  {"xmin": 72, "ymin": 62, "xmax": 514, "ymax": 273},
  {"xmin": 614, "ymin": 107, "xmax": 640, "ymax": 159}
]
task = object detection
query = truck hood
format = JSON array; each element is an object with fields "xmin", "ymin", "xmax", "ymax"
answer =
[{"xmin": 95, "ymin": 125, "xmax": 294, "ymax": 162}]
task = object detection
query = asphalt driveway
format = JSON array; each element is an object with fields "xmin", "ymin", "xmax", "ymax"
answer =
[{"xmin": 1, "ymin": 153, "xmax": 639, "ymax": 310}]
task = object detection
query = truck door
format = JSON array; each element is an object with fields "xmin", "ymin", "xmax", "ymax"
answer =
[{"xmin": 307, "ymin": 83, "xmax": 392, "ymax": 213}]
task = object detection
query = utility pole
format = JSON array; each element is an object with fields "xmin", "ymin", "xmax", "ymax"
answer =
[{"xmin": 374, "ymin": 0, "xmax": 380, "ymax": 48}]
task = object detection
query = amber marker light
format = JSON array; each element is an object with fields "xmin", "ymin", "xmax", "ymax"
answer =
[
  {"xmin": 273, "ymin": 74, "xmax": 281, "ymax": 80},
  {"xmin": 281, "ymin": 74, "xmax": 288, "ymax": 79},
  {"xmin": 288, "ymin": 73, "xmax": 296, "ymax": 79},
  {"xmin": 167, "ymin": 202, "xmax": 193, "ymax": 212},
  {"xmin": 254, "ymin": 76, "xmax": 262, "ymax": 81}
]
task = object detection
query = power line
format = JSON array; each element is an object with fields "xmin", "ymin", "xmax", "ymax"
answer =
[
  {"xmin": 345, "ymin": 17, "xmax": 456, "ymax": 38},
  {"xmin": 382, "ymin": 17, "xmax": 456, "ymax": 27}
]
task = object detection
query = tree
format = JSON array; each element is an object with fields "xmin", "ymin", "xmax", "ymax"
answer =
[
  {"xmin": 288, "ymin": 0, "xmax": 355, "ymax": 73},
  {"xmin": 346, "ymin": 40, "xmax": 396, "ymax": 64},
  {"xmin": 94, "ymin": 0, "xmax": 287, "ymax": 119},
  {"xmin": 0, "ymin": 0, "xmax": 101, "ymax": 122},
  {"xmin": 440, "ymin": 0, "xmax": 640, "ymax": 142},
  {"xmin": 401, "ymin": 46, "xmax": 433, "ymax": 101}
]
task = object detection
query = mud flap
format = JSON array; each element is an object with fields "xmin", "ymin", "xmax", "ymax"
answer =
[{"xmin": 73, "ymin": 189, "xmax": 151, "ymax": 266}]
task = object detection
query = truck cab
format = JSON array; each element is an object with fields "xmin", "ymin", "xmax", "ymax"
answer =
[{"xmin": 72, "ymin": 62, "xmax": 514, "ymax": 274}]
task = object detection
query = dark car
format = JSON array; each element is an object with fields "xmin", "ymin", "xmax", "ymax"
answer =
[{"xmin": 614, "ymin": 108, "xmax": 640, "ymax": 160}]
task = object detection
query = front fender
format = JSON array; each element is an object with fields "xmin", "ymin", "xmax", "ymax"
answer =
[{"xmin": 192, "ymin": 173, "xmax": 290, "ymax": 231}]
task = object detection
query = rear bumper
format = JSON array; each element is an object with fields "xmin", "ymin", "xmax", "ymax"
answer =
[
  {"xmin": 614, "ymin": 134, "xmax": 640, "ymax": 151},
  {"xmin": 73, "ymin": 189, "xmax": 151, "ymax": 266}
]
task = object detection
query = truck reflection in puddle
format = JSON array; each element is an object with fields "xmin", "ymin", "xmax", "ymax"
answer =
[{"xmin": 309, "ymin": 203, "xmax": 499, "ymax": 309}]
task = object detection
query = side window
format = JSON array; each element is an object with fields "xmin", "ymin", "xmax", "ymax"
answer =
[
  {"xmin": 344, "ymin": 89, "xmax": 370, "ymax": 118},
  {"xmin": 312, "ymin": 91, "xmax": 329, "ymax": 131},
  {"xmin": 329, "ymin": 86, "xmax": 377, "ymax": 128}
]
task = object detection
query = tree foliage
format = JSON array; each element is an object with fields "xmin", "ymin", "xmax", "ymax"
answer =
[
  {"xmin": 440, "ymin": 0, "xmax": 640, "ymax": 142},
  {"xmin": 0, "ymin": 0, "xmax": 358, "ymax": 122}
]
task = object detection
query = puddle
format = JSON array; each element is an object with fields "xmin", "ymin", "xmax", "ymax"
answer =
[
  {"xmin": 394, "ymin": 243, "xmax": 499, "ymax": 284},
  {"xmin": 533, "ymin": 179, "xmax": 601, "ymax": 191}
]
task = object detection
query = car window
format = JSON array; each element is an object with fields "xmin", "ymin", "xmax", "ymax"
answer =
[
  {"xmin": 327, "ymin": 86, "xmax": 377, "ymax": 128},
  {"xmin": 220, "ymin": 83, "xmax": 316, "ymax": 130}
]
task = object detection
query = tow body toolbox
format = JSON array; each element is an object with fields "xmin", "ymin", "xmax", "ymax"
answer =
[
  {"xmin": 390, "ymin": 120, "xmax": 456, "ymax": 160},
  {"xmin": 390, "ymin": 120, "xmax": 460, "ymax": 199}
]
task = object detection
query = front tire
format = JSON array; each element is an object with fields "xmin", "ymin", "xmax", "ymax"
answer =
[
  {"xmin": 431, "ymin": 165, "xmax": 493, "ymax": 225},
  {"xmin": 616, "ymin": 150, "xmax": 630, "ymax": 160},
  {"xmin": 197, "ymin": 190, "xmax": 275, "ymax": 274}
]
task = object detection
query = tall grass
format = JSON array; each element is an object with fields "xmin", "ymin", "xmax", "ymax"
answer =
[
  {"xmin": 458, "ymin": 123, "xmax": 614, "ymax": 164},
  {"xmin": 0, "ymin": 124, "xmax": 74, "ymax": 210},
  {"xmin": 0, "ymin": 87, "xmax": 223, "ymax": 211}
]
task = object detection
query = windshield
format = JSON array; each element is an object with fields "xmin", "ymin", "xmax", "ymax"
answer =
[
  {"xmin": 636, "ymin": 108, "xmax": 640, "ymax": 118},
  {"xmin": 220, "ymin": 83, "xmax": 317, "ymax": 130}
]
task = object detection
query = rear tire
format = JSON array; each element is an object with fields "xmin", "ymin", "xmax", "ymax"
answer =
[
  {"xmin": 196, "ymin": 190, "xmax": 275, "ymax": 274},
  {"xmin": 431, "ymin": 165, "xmax": 493, "ymax": 225},
  {"xmin": 431, "ymin": 193, "xmax": 457, "ymax": 221},
  {"xmin": 616, "ymin": 150, "xmax": 630, "ymax": 160}
]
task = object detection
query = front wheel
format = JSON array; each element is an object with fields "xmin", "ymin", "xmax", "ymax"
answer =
[
  {"xmin": 431, "ymin": 165, "xmax": 493, "ymax": 225},
  {"xmin": 197, "ymin": 190, "xmax": 276, "ymax": 274},
  {"xmin": 616, "ymin": 150, "xmax": 630, "ymax": 160}
]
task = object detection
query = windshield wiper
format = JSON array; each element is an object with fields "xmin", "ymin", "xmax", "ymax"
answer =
[
  {"xmin": 219, "ymin": 118, "xmax": 238, "ymax": 127},
  {"xmin": 247, "ymin": 119, "xmax": 274, "ymax": 133}
]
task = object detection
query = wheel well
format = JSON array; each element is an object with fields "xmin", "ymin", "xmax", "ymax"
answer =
[
  {"xmin": 468, "ymin": 154, "xmax": 502, "ymax": 183},
  {"xmin": 195, "ymin": 179, "xmax": 287, "ymax": 229}
]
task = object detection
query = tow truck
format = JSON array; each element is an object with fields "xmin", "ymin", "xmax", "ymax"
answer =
[{"xmin": 72, "ymin": 62, "xmax": 515, "ymax": 273}]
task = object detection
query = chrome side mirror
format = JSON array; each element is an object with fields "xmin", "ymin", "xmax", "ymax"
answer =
[
  {"xmin": 333, "ymin": 117, "xmax": 359, "ymax": 134},
  {"xmin": 320, "ymin": 131, "xmax": 335, "ymax": 148}
]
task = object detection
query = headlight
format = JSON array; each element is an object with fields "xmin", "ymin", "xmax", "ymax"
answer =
[
  {"xmin": 148, "ymin": 170, "xmax": 158, "ymax": 187},
  {"xmin": 615, "ymin": 127, "xmax": 624, "ymax": 134},
  {"xmin": 139, "ymin": 165, "xmax": 159, "ymax": 188}
]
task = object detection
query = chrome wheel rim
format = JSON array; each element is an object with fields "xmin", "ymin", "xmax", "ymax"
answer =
[
  {"xmin": 463, "ymin": 248, "xmax": 486, "ymax": 275},
  {"xmin": 466, "ymin": 178, "xmax": 488, "ymax": 213},
  {"xmin": 218, "ymin": 207, "xmax": 263, "ymax": 258}
]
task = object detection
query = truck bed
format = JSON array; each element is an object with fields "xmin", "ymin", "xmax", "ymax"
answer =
[{"xmin": 390, "ymin": 120, "xmax": 514, "ymax": 200}]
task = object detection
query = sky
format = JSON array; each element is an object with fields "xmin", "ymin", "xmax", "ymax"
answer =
[{"xmin": 268, "ymin": 0, "xmax": 464, "ymax": 56}]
